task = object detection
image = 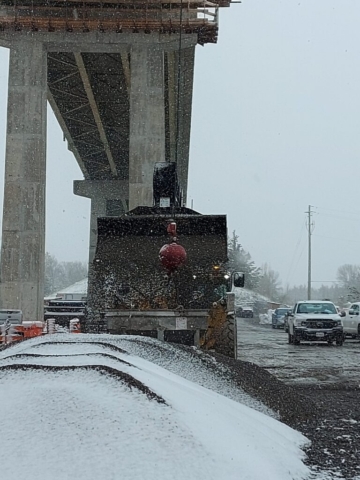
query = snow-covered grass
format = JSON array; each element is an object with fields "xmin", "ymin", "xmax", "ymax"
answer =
[{"xmin": 0, "ymin": 335, "xmax": 315, "ymax": 480}]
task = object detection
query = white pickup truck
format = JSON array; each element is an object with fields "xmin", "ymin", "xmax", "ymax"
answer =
[
  {"xmin": 287, "ymin": 300, "xmax": 344, "ymax": 346},
  {"xmin": 342, "ymin": 302, "xmax": 360, "ymax": 338}
]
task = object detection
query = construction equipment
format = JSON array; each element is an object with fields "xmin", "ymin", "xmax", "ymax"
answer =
[{"xmin": 86, "ymin": 163, "xmax": 244, "ymax": 358}]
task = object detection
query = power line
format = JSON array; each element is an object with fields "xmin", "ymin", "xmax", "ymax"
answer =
[
  {"xmin": 315, "ymin": 212, "xmax": 360, "ymax": 222},
  {"xmin": 313, "ymin": 234, "xmax": 360, "ymax": 244},
  {"xmin": 285, "ymin": 221, "xmax": 306, "ymax": 285},
  {"xmin": 315, "ymin": 205, "xmax": 360, "ymax": 217},
  {"xmin": 292, "ymin": 243, "xmax": 306, "ymax": 282},
  {"xmin": 311, "ymin": 280, "xmax": 340, "ymax": 283}
]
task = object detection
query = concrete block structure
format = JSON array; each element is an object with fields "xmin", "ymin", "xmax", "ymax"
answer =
[{"xmin": 0, "ymin": 0, "xmax": 232, "ymax": 320}]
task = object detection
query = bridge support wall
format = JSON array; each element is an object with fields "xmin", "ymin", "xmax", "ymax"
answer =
[
  {"xmin": 0, "ymin": 40, "xmax": 47, "ymax": 321},
  {"xmin": 129, "ymin": 45, "xmax": 166, "ymax": 210}
]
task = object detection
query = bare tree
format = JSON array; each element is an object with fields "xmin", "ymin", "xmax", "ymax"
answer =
[
  {"xmin": 45, "ymin": 253, "xmax": 88, "ymax": 296},
  {"xmin": 337, "ymin": 264, "xmax": 360, "ymax": 290},
  {"xmin": 256, "ymin": 263, "xmax": 282, "ymax": 301}
]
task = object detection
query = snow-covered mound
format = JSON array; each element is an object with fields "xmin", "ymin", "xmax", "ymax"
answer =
[
  {"xmin": 260, "ymin": 309, "xmax": 275, "ymax": 325},
  {"xmin": 45, "ymin": 278, "xmax": 88, "ymax": 300},
  {"xmin": 0, "ymin": 335, "xmax": 311, "ymax": 480},
  {"xmin": 234, "ymin": 287, "xmax": 270, "ymax": 307}
]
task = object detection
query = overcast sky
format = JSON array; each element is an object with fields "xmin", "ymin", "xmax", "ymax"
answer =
[{"xmin": 1, "ymin": 0, "xmax": 360, "ymax": 287}]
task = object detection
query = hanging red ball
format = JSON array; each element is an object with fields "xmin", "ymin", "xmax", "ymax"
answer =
[{"xmin": 159, "ymin": 242, "xmax": 187, "ymax": 272}]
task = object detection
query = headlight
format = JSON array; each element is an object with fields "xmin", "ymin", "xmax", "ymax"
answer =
[
  {"xmin": 301, "ymin": 321, "xmax": 307, "ymax": 327},
  {"xmin": 335, "ymin": 320, "xmax": 342, "ymax": 326}
]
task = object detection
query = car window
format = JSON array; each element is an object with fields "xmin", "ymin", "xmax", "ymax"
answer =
[
  {"xmin": 297, "ymin": 303, "xmax": 336, "ymax": 314},
  {"xmin": 351, "ymin": 304, "xmax": 359, "ymax": 312}
]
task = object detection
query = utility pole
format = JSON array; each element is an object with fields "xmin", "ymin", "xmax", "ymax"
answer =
[{"xmin": 306, "ymin": 205, "xmax": 315, "ymax": 300}]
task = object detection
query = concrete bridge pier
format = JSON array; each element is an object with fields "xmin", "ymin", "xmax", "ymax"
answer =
[
  {"xmin": 129, "ymin": 45, "xmax": 166, "ymax": 210},
  {"xmin": 0, "ymin": 40, "xmax": 47, "ymax": 321},
  {"xmin": 74, "ymin": 180, "xmax": 128, "ymax": 265},
  {"xmin": 74, "ymin": 179, "xmax": 127, "ymax": 310}
]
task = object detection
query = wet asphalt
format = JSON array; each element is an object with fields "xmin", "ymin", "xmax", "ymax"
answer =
[
  {"xmin": 236, "ymin": 317, "xmax": 360, "ymax": 386},
  {"xmin": 235, "ymin": 317, "xmax": 360, "ymax": 478}
]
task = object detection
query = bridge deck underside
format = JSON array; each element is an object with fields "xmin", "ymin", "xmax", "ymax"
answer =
[{"xmin": 48, "ymin": 52, "xmax": 130, "ymax": 180}]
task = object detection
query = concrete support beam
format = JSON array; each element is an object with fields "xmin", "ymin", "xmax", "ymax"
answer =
[
  {"xmin": 0, "ymin": 31, "xmax": 198, "ymax": 53},
  {"xmin": 0, "ymin": 40, "xmax": 47, "ymax": 321},
  {"xmin": 129, "ymin": 44, "xmax": 166, "ymax": 210},
  {"xmin": 74, "ymin": 180, "xmax": 127, "ymax": 264},
  {"xmin": 120, "ymin": 50, "xmax": 131, "ymax": 94},
  {"xmin": 166, "ymin": 51, "xmax": 177, "ymax": 164},
  {"xmin": 175, "ymin": 46, "xmax": 195, "ymax": 205}
]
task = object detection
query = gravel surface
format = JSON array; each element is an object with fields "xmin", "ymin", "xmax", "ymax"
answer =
[
  {"xmin": 232, "ymin": 317, "xmax": 360, "ymax": 479},
  {"xmin": 207, "ymin": 352, "xmax": 360, "ymax": 479},
  {"xmin": 294, "ymin": 384, "xmax": 360, "ymax": 479}
]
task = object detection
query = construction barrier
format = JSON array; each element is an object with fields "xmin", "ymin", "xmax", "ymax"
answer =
[{"xmin": 69, "ymin": 318, "xmax": 81, "ymax": 334}]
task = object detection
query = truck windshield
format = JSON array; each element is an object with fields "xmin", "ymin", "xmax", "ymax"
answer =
[{"xmin": 297, "ymin": 303, "xmax": 336, "ymax": 314}]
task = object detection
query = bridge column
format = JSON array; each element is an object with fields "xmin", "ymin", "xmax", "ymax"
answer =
[
  {"xmin": 175, "ymin": 46, "xmax": 195, "ymax": 206},
  {"xmin": 166, "ymin": 46, "xmax": 195, "ymax": 206},
  {"xmin": 129, "ymin": 45, "xmax": 166, "ymax": 210},
  {"xmin": 74, "ymin": 180, "xmax": 128, "ymax": 265},
  {"xmin": 0, "ymin": 40, "xmax": 47, "ymax": 321}
]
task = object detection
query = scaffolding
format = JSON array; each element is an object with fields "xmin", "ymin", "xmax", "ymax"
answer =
[{"xmin": 0, "ymin": 0, "xmax": 232, "ymax": 44}]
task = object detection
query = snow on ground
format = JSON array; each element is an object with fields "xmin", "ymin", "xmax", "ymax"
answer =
[
  {"xmin": 0, "ymin": 335, "xmax": 313, "ymax": 480},
  {"xmin": 234, "ymin": 287, "xmax": 271, "ymax": 308},
  {"xmin": 1, "ymin": 334, "xmax": 275, "ymax": 417},
  {"xmin": 45, "ymin": 278, "xmax": 87, "ymax": 299},
  {"xmin": 259, "ymin": 309, "xmax": 274, "ymax": 325}
]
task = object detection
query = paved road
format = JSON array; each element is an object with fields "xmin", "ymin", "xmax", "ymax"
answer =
[{"xmin": 236, "ymin": 317, "xmax": 360, "ymax": 385}]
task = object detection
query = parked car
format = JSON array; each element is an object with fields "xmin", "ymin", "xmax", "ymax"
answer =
[
  {"xmin": 287, "ymin": 300, "xmax": 344, "ymax": 346},
  {"xmin": 342, "ymin": 302, "xmax": 360, "ymax": 338},
  {"xmin": 237, "ymin": 306, "xmax": 254, "ymax": 318},
  {"xmin": 272, "ymin": 308, "xmax": 289, "ymax": 329}
]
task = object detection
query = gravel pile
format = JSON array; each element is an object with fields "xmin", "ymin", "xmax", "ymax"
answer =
[
  {"xmin": 210, "ymin": 352, "xmax": 360, "ymax": 480},
  {"xmin": 294, "ymin": 384, "xmax": 360, "ymax": 479}
]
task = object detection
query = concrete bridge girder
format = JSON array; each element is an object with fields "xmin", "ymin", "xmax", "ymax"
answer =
[{"xmin": 0, "ymin": 31, "xmax": 198, "ymax": 52}]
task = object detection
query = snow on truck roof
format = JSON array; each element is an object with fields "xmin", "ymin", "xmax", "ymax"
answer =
[{"xmin": 298, "ymin": 300, "xmax": 334, "ymax": 303}]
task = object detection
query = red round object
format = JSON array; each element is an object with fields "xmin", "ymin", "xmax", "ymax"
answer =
[{"xmin": 159, "ymin": 242, "xmax": 187, "ymax": 272}]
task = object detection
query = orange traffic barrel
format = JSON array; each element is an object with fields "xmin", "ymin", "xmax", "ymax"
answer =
[{"xmin": 69, "ymin": 318, "xmax": 81, "ymax": 333}]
